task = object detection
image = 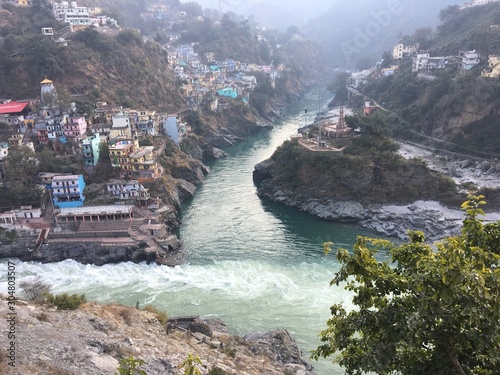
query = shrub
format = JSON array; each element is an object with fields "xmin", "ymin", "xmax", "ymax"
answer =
[
  {"xmin": 115, "ymin": 356, "xmax": 147, "ymax": 375},
  {"xmin": 47, "ymin": 293, "xmax": 86, "ymax": 310},
  {"xmin": 1, "ymin": 230, "xmax": 17, "ymax": 244},
  {"xmin": 208, "ymin": 366, "xmax": 226, "ymax": 375},
  {"xmin": 142, "ymin": 304, "xmax": 168, "ymax": 326},
  {"xmin": 222, "ymin": 345, "xmax": 236, "ymax": 358},
  {"xmin": 19, "ymin": 277, "xmax": 51, "ymax": 301}
]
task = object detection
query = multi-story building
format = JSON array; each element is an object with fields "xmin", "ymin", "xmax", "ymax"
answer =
[
  {"xmin": 459, "ymin": 50, "xmax": 480, "ymax": 70},
  {"xmin": 136, "ymin": 120, "xmax": 157, "ymax": 136},
  {"xmin": 482, "ymin": 55, "xmax": 500, "ymax": 77},
  {"xmin": 126, "ymin": 146, "xmax": 160, "ymax": 180},
  {"xmin": 92, "ymin": 102, "xmax": 122, "ymax": 124},
  {"xmin": 392, "ymin": 44, "xmax": 418, "ymax": 60},
  {"xmin": 108, "ymin": 139, "xmax": 137, "ymax": 168},
  {"xmin": 52, "ymin": 1, "xmax": 91, "ymax": 30},
  {"xmin": 412, "ymin": 54, "xmax": 449, "ymax": 72},
  {"xmin": 106, "ymin": 179, "xmax": 150, "ymax": 200},
  {"xmin": 51, "ymin": 174, "xmax": 85, "ymax": 208},
  {"xmin": 81, "ymin": 133, "xmax": 101, "ymax": 166},
  {"xmin": 109, "ymin": 112, "xmax": 132, "ymax": 139},
  {"xmin": 63, "ymin": 115, "xmax": 87, "ymax": 140},
  {"xmin": 34, "ymin": 120, "xmax": 49, "ymax": 144},
  {"xmin": 46, "ymin": 116, "xmax": 66, "ymax": 141},
  {"xmin": 90, "ymin": 122, "xmax": 111, "ymax": 137}
]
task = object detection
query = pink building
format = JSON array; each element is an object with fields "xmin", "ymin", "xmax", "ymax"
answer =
[{"xmin": 63, "ymin": 116, "xmax": 87, "ymax": 138}]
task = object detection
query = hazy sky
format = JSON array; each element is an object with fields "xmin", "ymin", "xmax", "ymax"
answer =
[{"xmin": 183, "ymin": 0, "xmax": 336, "ymax": 29}]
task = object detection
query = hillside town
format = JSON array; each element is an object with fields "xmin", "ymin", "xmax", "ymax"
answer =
[
  {"xmin": 346, "ymin": 41, "xmax": 499, "ymax": 90},
  {"xmin": 0, "ymin": 0, "xmax": 290, "ymax": 263},
  {"xmin": 0, "ymin": 76, "xmax": 186, "ymax": 264}
]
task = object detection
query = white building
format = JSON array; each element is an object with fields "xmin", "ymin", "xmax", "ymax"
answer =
[
  {"xmin": 106, "ymin": 179, "xmax": 145, "ymax": 199},
  {"xmin": 459, "ymin": 50, "xmax": 480, "ymax": 70},
  {"xmin": 52, "ymin": 1, "xmax": 91, "ymax": 29},
  {"xmin": 46, "ymin": 116, "xmax": 66, "ymax": 141},
  {"xmin": 110, "ymin": 112, "xmax": 132, "ymax": 139},
  {"xmin": 412, "ymin": 54, "xmax": 449, "ymax": 72},
  {"xmin": 347, "ymin": 70, "xmax": 371, "ymax": 88},
  {"xmin": 0, "ymin": 206, "xmax": 43, "ymax": 228}
]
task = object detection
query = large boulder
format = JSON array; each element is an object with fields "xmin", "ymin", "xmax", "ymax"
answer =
[{"xmin": 244, "ymin": 329, "xmax": 314, "ymax": 372}]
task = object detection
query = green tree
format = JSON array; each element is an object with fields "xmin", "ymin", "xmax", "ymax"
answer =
[{"xmin": 312, "ymin": 194, "xmax": 500, "ymax": 375}]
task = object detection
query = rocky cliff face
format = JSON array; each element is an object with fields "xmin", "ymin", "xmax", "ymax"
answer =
[
  {"xmin": 0, "ymin": 296, "xmax": 315, "ymax": 375},
  {"xmin": 253, "ymin": 140, "xmax": 467, "ymax": 241}
]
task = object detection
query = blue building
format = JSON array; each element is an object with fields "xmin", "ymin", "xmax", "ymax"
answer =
[
  {"xmin": 162, "ymin": 114, "xmax": 186, "ymax": 146},
  {"xmin": 51, "ymin": 174, "xmax": 85, "ymax": 208},
  {"xmin": 217, "ymin": 87, "xmax": 238, "ymax": 99},
  {"xmin": 81, "ymin": 133, "xmax": 100, "ymax": 166}
]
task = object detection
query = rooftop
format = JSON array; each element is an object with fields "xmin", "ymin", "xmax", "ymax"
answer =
[
  {"xmin": 110, "ymin": 142, "xmax": 135, "ymax": 151},
  {"xmin": 129, "ymin": 146, "xmax": 154, "ymax": 159},
  {"xmin": 0, "ymin": 102, "xmax": 29, "ymax": 115},
  {"xmin": 58, "ymin": 205, "xmax": 134, "ymax": 217},
  {"xmin": 52, "ymin": 175, "xmax": 82, "ymax": 181}
]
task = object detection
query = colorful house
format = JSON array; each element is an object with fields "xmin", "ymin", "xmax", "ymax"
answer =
[
  {"xmin": 51, "ymin": 174, "xmax": 85, "ymax": 208},
  {"xmin": 63, "ymin": 115, "xmax": 87, "ymax": 139},
  {"xmin": 109, "ymin": 139, "xmax": 137, "ymax": 168},
  {"xmin": 81, "ymin": 133, "xmax": 101, "ymax": 166}
]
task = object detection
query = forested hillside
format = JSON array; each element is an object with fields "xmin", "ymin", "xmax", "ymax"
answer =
[{"xmin": 0, "ymin": 2, "xmax": 184, "ymax": 111}]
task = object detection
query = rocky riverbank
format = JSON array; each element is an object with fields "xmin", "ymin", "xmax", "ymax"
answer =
[
  {"xmin": 253, "ymin": 113, "xmax": 500, "ymax": 242},
  {"xmin": 0, "ymin": 295, "xmax": 314, "ymax": 375},
  {"xmin": 0, "ymin": 231, "xmax": 184, "ymax": 266}
]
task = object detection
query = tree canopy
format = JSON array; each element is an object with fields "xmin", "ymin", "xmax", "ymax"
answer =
[{"xmin": 312, "ymin": 194, "xmax": 500, "ymax": 375}]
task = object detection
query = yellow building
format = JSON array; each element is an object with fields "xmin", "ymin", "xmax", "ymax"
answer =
[
  {"xmin": 126, "ymin": 146, "xmax": 160, "ymax": 180},
  {"xmin": 109, "ymin": 140, "xmax": 136, "ymax": 168}
]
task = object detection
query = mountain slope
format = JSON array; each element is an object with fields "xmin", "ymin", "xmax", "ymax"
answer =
[{"xmin": 304, "ymin": 0, "xmax": 460, "ymax": 68}]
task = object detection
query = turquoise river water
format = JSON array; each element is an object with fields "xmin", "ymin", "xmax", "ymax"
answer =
[{"xmin": 0, "ymin": 87, "xmax": 384, "ymax": 374}]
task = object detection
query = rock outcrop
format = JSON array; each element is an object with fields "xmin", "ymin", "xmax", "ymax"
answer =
[
  {"xmin": 253, "ymin": 139, "xmax": 500, "ymax": 241},
  {"xmin": 0, "ymin": 296, "xmax": 315, "ymax": 375},
  {"xmin": 0, "ymin": 232, "xmax": 183, "ymax": 266}
]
